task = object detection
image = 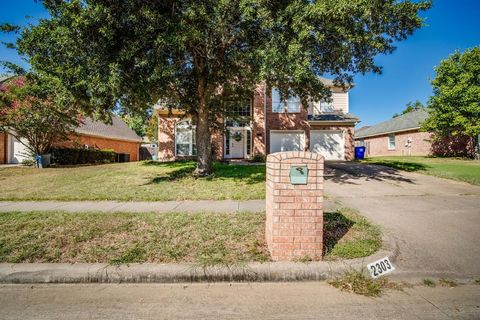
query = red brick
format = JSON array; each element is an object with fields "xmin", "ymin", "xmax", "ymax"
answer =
[{"xmin": 265, "ymin": 151, "xmax": 324, "ymax": 261}]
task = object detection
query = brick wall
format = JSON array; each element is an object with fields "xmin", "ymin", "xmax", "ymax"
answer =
[
  {"xmin": 263, "ymin": 84, "xmax": 310, "ymax": 154},
  {"xmin": 0, "ymin": 132, "xmax": 6, "ymax": 164},
  {"xmin": 265, "ymin": 151, "xmax": 324, "ymax": 261},
  {"xmin": 158, "ymin": 116, "xmax": 178, "ymax": 160},
  {"xmin": 211, "ymin": 129, "xmax": 224, "ymax": 160},
  {"xmin": 252, "ymin": 84, "xmax": 266, "ymax": 155},
  {"xmin": 58, "ymin": 134, "xmax": 140, "ymax": 161},
  {"xmin": 360, "ymin": 130, "xmax": 432, "ymax": 157},
  {"xmin": 158, "ymin": 115, "xmax": 224, "ymax": 161}
]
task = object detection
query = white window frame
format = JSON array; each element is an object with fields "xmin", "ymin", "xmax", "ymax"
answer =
[
  {"xmin": 272, "ymin": 88, "xmax": 301, "ymax": 113},
  {"xmin": 309, "ymin": 99, "xmax": 335, "ymax": 116},
  {"xmin": 175, "ymin": 120, "xmax": 196, "ymax": 156},
  {"xmin": 388, "ymin": 133, "xmax": 396, "ymax": 150}
]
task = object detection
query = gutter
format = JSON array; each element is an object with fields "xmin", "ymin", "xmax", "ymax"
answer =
[
  {"xmin": 73, "ymin": 132, "xmax": 143, "ymax": 143},
  {"xmin": 308, "ymin": 120, "xmax": 358, "ymax": 126},
  {"xmin": 355, "ymin": 127, "xmax": 422, "ymax": 139}
]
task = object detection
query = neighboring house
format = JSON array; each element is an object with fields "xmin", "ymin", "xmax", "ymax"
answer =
[
  {"xmin": 0, "ymin": 116, "xmax": 142, "ymax": 164},
  {"xmin": 157, "ymin": 79, "xmax": 359, "ymax": 161},
  {"xmin": 354, "ymin": 109, "xmax": 432, "ymax": 157}
]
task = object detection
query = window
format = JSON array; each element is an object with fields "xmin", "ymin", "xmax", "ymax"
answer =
[
  {"xmin": 309, "ymin": 99, "xmax": 334, "ymax": 115},
  {"xmin": 388, "ymin": 133, "xmax": 396, "ymax": 150},
  {"xmin": 272, "ymin": 88, "xmax": 301, "ymax": 113},
  {"xmin": 319, "ymin": 100, "xmax": 334, "ymax": 112},
  {"xmin": 175, "ymin": 120, "xmax": 196, "ymax": 156},
  {"xmin": 231, "ymin": 102, "xmax": 251, "ymax": 117},
  {"xmin": 225, "ymin": 100, "xmax": 251, "ymax": 127},
  {"xmin": 225, "ymin": 134, "xmax": 230, "ymax": 155}
]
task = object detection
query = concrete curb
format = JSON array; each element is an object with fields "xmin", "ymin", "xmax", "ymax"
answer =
[{"xmin": 0, "ymin": 235, "xmax": 397, "ymax": 284}]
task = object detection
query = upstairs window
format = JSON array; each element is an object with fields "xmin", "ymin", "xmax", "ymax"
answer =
[
  {"xmin": 319, "ymin": 100, "xmax": 334, "ymax": 112},
  {"xmin": 388, "ymin": 133, "xmax": 396, "ymax": 150},
  {"xmin": 309, "ymin": 99, "xmax": 334, "ymax": 115},
  {"xmin": 224, "ymin": 100, "xmax": 251, "ymax": 127},
  {"xmin": 272, "ymin": 88, "xmax": 301, "ymax": 113}
]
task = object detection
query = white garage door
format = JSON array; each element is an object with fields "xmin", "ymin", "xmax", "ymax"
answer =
[
  {"xmin": 8, "ymin": 135, "xmax": 30, "ymax": 164},
  {"xmin": 270, "ymin": 131, "xmax": 305, "ymax": 153},
  {"xmin": 310, "ymin": 130, "xmax": 344, "ymax": 160}
]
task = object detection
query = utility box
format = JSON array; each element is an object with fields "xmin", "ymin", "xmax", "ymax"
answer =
[
  {"xmin": 265, "ymin": 151, "xmax": 324, "ymax": 261},
  {"xmin": 289, "ymin": 165, "xmax": 308, "ymax": 184}
]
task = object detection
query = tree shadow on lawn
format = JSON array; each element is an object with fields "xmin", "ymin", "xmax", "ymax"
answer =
[
  {"xmin": 142, "ymin": 160, "xmax": 265, "ymax": 185},
  {"xmin": 323, "ymin": 211, "xmax": 354, "ymax": 257}
]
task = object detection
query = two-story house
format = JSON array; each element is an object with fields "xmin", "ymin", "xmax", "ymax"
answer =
[{"xmin": 157, "ymin": 78, "xmax": 359, "ymax": 161}]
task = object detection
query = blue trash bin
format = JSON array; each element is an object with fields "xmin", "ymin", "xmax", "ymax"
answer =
[
  {"xmin": 35, "ymin": 154, "xmax": 51, "ymax": 168},
  {"xmin": 355, "ymin": 146, "xmax": 366, "ymax": 160}
]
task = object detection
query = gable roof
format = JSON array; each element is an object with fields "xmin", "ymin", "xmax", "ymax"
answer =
[
  {"xmin": 355, "ymin": 109, "xmax": 429, "ymax": 139},
  {"xmin": 76, "ymin": 116, "xmax": 142, "ymax": 142},
  {"xmin": 355, "ymin": 126, "xmax": 371, "ymax": 135},
  {"xmin": 0, "ymin": 75, "xmax": 13, "ymax": 84}
]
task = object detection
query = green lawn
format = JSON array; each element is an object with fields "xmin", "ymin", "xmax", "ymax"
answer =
[
  {"xmin": 0, "ymin": 161, "xmax": 266, "ymax": 201},
  {"xmin": 362, "ymin": 156, "xmax": 480, "ymax": 185},
  {"xmin": 323, "ymin": 207, "xmax": 382, "ymax": 261},
  {"xmin": 0, "ymin": 208, "xmax": 381, "ymax": 265}
]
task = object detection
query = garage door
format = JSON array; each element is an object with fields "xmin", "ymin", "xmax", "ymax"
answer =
[
  {"xmin": 8, "ymin": 135, "xmax": 30, "ymax": 164},
  {"xmin": 270, "ymin": 131, "xmax": 305, "ymax": 153},
  {"xmin": 310, "ymin": 130, "xmax": 344, "ymax": 160}
]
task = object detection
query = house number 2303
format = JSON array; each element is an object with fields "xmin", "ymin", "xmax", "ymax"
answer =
[{"xmin": 367, "ymin": 257, "xmax": 395, "ymax": 278}]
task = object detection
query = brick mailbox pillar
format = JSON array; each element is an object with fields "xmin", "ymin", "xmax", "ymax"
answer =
[{"xmin": 265, "ymin": 151, "xmax": 324, "ymax": 261}]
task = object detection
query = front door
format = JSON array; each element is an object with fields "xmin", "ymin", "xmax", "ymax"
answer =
[{"xmin": 225, "ymin": 128, "xmax": 245, "ymax": 159}]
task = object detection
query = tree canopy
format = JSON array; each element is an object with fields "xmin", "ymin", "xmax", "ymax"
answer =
[
  {"xmin": 422, "ymin": 47, "xmax": 480, "ymax": 154},
  {"xmin": 0, "ymin": 74, "xmax": 81, "ymax": 155},
  {"xmin": 13, "ymin": 0, "xmax": 430, "ymax": 173},
  {"xmin": 393, "ymin": 100, "xmax": 424, "ymax": 118}
]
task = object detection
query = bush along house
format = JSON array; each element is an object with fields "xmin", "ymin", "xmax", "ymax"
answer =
[
  {"xmin": 157, "ymin": 78, "xmax": 359, "ymax": 161},
  {"xmin": 0, "ymin": 116, "xmax": 142, "ymax": 164}
]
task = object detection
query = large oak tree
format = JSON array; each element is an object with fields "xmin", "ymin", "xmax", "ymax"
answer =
[{"xmin": 16, "ymin": 0, "xmax": 430, "ymax": 174}]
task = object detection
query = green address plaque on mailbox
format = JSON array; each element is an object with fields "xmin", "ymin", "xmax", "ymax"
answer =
[{"xmin": 289, "ymin": 165, "xmax": 308, "ymax": 185}]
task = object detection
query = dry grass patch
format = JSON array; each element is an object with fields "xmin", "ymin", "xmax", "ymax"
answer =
[
  {"xmin": 0, "ymin": 211, "xmax": 269, "ymax": 267},
  {"xmin": 329, "ymin": 269, "xmax": 407, "ymax": 297},
  {"xmin": 0, "ymin": 207, "xmax": 381, "ymax": 266}
]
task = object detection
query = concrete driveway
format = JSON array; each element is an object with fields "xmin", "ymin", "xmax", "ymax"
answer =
[{"xmin": 325, "ymin": 162, "xmax": 480, "ymax": 280}]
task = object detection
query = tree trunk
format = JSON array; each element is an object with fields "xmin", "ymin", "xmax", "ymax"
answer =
[{"xmin": 194, "ymin": 93, "xmax": 213, "ymax": 176}]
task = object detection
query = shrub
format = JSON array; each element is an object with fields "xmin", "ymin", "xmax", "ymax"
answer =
[
  {"xmin": 21, "ymin": 158, "xmax": 36, "ymax": 167},
  {"xmin": 51, "ymin": 147, "xmax": 116, "ymax": 165},
  {"xmin": 250, "ymin": 154, "xmax": 266, "ymax": 163}
]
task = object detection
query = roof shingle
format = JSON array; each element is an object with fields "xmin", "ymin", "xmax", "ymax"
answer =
[
  {"xmin": 355, "ymin": 109, "xmax": 429, "ymax": 139},
  {"xmin": 76, "ymin": 116, "xmax": 142, "ymax": 142}
]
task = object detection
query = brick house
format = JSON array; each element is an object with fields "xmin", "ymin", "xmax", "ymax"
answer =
[
  {"xmin": 0, "ymin": 116, "xmax": 142, "ymax": 164},
  {"xmin": 157, "ymin": 79, "xmax": 359, "ymax": 161},
  {"xmin": 354, "ymin": 109, "xmax": 432, "ymax": 157}
]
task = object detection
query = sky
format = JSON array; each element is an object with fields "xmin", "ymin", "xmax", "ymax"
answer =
[{"xmin": 1, "ymin": 0, "xmax": 479, "ymax": 127}]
